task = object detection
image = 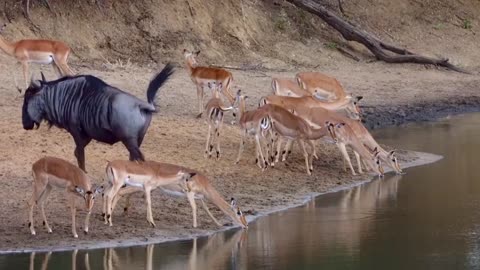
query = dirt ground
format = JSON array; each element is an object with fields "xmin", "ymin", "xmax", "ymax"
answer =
[{"xmin": 0, "ymin": 55, "xmax": 478, "ymax": 252}]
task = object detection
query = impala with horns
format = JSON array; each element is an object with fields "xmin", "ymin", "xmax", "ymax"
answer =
[
  {"xmin": 295, "ymin": 71, "xmax": 348, "ymax": 101},
  {"xmin": 291, "ymin": 106, "xmax": 402, "ymax": 174},
  {"xmin": 102, "ymin": 160, "xmax": 248, "ymax": 229},
  {"xmin": 183, "ymin": 49, "xmax": 236, "ymax": 118},
  {"xmin": 271, "ymin": 77, "xmax": 311, "ymax": 97},
  {"xmin": 204, "ymin": 82, "xmax": 234, "ymax": 159},
  {"xmin": 234, "ymin": 90, "xmax": 273, "ymax": 170},
  {"xmin": 262, "ymin": 104, "xmax": 337, "ymax": 175},
  {"xmin": 0, "ymin": 24, "xmax": 75, "ymax": 92},
  {"xmin": 22, "ymin": 64, "xmax": 174, "ymax": 172},
  {"xmin": 28, "ymin": 157, "xmax": 103, "ymax": 238},
  {"xmin": 260, "ymin": 94, "xmax": 363, "ymax": 120}
]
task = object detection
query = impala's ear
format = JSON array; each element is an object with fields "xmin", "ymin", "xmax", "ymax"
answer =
[
  {"xmin": 236, "ymin": 89, "xmax": 242, "ymax": 96},
  {"xmin": 189, "ymin": 172, "xmax": 197, "ymax": 178},
  {"xmin": 195, "ymin": 50, "xmax": 201, "ymax": 56},
  {"xmin": 244, "ymin": 95, "xmax": 249, "ymax": 100},
  {"xmin": 75, "ymin": 186, "xmax": 85, "ymax": 196},
  {"xmin": 94, "ymin": 184, "xmax": 104, "ymax": 195},
  {"xmin": 356, "ymin": 96, "xmax": 363, "ymax": 102},
  {"xmin": 183, "ymin": 49, "xmax": 187, "ymax": 53}
]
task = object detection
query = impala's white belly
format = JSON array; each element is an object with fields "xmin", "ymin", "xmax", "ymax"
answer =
[{"xmin": 27, "ymin": 52, "xmax": 54, "ymax": 64}]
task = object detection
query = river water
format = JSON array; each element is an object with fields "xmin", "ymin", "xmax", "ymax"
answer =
[{"xmin": 3, "ymin": 113, "xmax": 480, "ymax": 270}]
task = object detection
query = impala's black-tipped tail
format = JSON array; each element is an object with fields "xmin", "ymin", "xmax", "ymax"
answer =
[{"xmin": 147, "ymin": 63, "xmax": 175, "ymax": 105}]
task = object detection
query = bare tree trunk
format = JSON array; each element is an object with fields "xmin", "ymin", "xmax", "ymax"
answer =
[{"xmin": 287, "ymin": 0, "xmax": 469, "ymax": 73}]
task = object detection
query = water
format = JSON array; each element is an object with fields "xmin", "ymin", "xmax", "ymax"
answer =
[{"xmin": 3, "ymin": 113, "xmax": 480, "ymax": 270}]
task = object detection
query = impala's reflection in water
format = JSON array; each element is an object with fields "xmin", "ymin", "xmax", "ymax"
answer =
[
  {"xmin": 74, "ymin": 229, "xmax": 247, "ymax": 270},
  {"xmin": 29, "ymin": 249, "xmax": 91, "ymax": 270},
  {"xmin": 245, "ymin": 174, "xmax": 402, "ymax": 267}
]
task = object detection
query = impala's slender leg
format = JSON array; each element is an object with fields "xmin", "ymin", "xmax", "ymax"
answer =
[
  {"xmin": 306, "ymin": 140, "xmax": 316, "ymax": 173},
  {"xmin": 255, "ymin": 134, "xmax": 267, "ymax": 170},
  {"xmin": 275, "ymin": 136, "xmax": 284, "ymax": 163},
  {"xmin": 311, "ymin": 140, "xmax": 319, "ymax": 159},
  {"xmin": 337, "ymin": 143, "xmax": 356, "ymax": 175},
  {"xmin": 69, "ymin": 193, "xmax": 78, "ymax": 238},
  {"xmin": 39, "ymin": 185, "xmax": 53, "ymax": 233},
  {"xmin": 354, "ymin": 151, "xmax": 364, "ymax": 174},
  {"xmin": 235, "ymin": 130, "xmax": 247, "ymax": 164},
  {"xmin": 21, "ymin": 61, "xmax": 30, "ymax": 90},
  {"xmin": 215, "ymin": 115, "xmax": 224, "ymax": 160},
  {"xmin": 200, "ymin": 199, "xmax": 222, "ymax": 226},
  {"xmin": 205, "ymin": 122, "xmax": 213, "ymax": 158},
  {"xmin": 145, "ymin": 187, "xmax": 155, "ymax": 227},
  {"xmin": 51, "ymin": 62, "xmax": 63, "ymax": 77},
  {"xmin": 282, "ymin": 139, "xmax": 294, "ymax": 161},
  {"xmin": 299, "ymin": 140, "xmax": 312, "ymax": 175},
  {"xmin": 187, "ymin": 191, "xmax": 198, "ymax": 228},
  {"xmin": 196, "ymin": 85, "xmax": 204, "ymax": 118},
  {"xmin": 28, "ymin": 174, "xmax": 48, "ymax": 236}
]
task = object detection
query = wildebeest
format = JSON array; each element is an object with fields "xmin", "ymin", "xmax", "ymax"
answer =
[{"xmin": 22, "ymin": 63, "xmax": 175, "ymax": 171}]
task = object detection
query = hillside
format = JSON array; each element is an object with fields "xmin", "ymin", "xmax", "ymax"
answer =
[{"xmin": 1, "ymin": 0, "xmax": 480, "ymax": 70}]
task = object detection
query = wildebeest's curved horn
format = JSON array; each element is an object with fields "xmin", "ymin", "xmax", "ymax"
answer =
[{"xmin": 40, "ymin": 72, "xmax": 46, "ymax": 82}]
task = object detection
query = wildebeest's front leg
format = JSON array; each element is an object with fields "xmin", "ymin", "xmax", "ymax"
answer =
[
  {"xmin": 72, "ymin": 133, "xmax": 92, "ymax": 172},
  {"xmin": 122, "ymin": 138, "xmax": 145, "ymax": 162}
]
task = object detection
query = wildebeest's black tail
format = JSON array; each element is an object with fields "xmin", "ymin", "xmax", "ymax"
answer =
[{"xmin": 147, "ymin": 62, "xmax": 175, "ymax": 105}]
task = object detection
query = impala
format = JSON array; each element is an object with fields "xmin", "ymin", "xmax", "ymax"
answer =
[
  {"xmin": 183, "ymin": 49, "xmax": 235, "ymax": 118},
  {"xmin": 0, "ymin": 24, "xmax": 75, "ymax": 92},
  {"xmin": 234, "ymin": 90, "xmax": 273, "ymax": 170},
  {"xmin": 271, "ymin": 77, "xmax": 311, "ymax": 97},
  {"xmin": 291, "ymin": 106, "xmax": 402, "ymax": 174},
  {"xmin": 102, "ymin": 160, "xmax": 248, "ymax": 228},
  {"xmin": 333, "ymin": 122, "xmax": 385, "ymax": 177},
  {"xmin": 295, "ymin": 71, "xmax": 348, "ymax": 101},
  {"xmin": 204, "ymin": 82, "xmax": 234, "ymax": 159},
  {"xmin": 28, "ymin": 157, "xmax": 103, "ymax": 238}
]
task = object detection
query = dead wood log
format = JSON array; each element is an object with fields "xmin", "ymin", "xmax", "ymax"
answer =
[{"xmin": 287, "ymin": 0, "xmax": 469, "ymax": 73}]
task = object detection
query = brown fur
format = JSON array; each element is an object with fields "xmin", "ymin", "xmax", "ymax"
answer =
[{"xmin": 295, "ymin": 72, "xmax": 348, "ymax": 100}]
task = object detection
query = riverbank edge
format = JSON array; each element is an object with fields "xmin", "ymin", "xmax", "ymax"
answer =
[{"xmin": 1, "ymin": 97, "xmax": 474, "ymax": 255}]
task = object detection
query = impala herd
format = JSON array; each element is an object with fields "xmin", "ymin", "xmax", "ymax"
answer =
[{"xmin": 0, "ymin": 27, "xmax": 403, "ymax": 240}]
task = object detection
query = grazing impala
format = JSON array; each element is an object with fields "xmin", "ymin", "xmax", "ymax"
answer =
[
  {"xmin": 291, "ymin": 106, "xmax": 402, "ymax": 174},
  {"xmin": 183, "ymin": 49, "xmax": 235, "ymax": 118},
  {"xmin": 295, "ymin": 71, "xmax": 348, "ymax": 101},
  {"xmin": 333, "ymin": 123, "xmax": 385, "ymax": 177},
  {"xmin": 103, "ymin": 160, "xmax": 248, "ymax": 228},
  {"xmin": 271, "ymin": 77, "xmax": 311, "ymax": 97},
  {"xmin": 204, "ymin": 82, "xmax": 234, "ymax": 159},
  {"xmin": 28, "ymin": 157, "xmax": 103, "ymax": 238},
  {"xmin": 260, "ymin": 94, "xmax": 363, "ymax": 120},
  {"xmin": 234, "ymin": 90, "xmax": 273, "ymax": 170},
  {"xmin": 0, "ymin": 24, "xmax": 75, "ymax": 92}
]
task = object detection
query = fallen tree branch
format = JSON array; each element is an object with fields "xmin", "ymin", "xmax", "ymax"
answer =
[{"xmin": 287, "ymin": 0, "xmax": 469, "ymax": 73}]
